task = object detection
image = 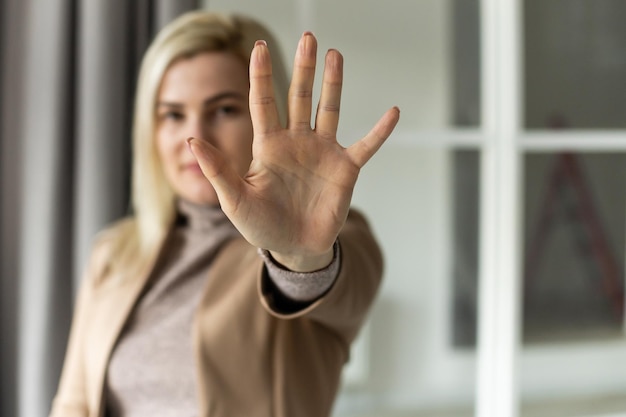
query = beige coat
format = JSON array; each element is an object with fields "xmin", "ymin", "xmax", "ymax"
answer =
[{"xmin": 49, "ymin": 210, "xmax": 383, "ymax": 417}]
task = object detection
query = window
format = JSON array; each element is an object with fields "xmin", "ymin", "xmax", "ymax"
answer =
[{"xmin": 204, "ymin": 0, "xmax": 626, "ymax": 416}]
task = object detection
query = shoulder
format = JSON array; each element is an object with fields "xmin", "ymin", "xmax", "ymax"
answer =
[
  {"xmin": 92, "ymin": 216, "xmax": 136, "ymax": 259},
  {"xmin": 83, "ymin": 216, "xmax": 139, "ymax": 287},
  {"xmin": 94, "ymin": 217, "xmax": 136, "ymax": 245}
]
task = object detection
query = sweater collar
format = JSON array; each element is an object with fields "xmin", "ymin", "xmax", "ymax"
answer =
[{"xmin": 175, "ymin": 199, "xmax": 233, "ymax": 232}]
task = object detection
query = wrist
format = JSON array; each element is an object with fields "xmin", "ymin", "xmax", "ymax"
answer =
[{"xmin": 268, "ymin": 248, "xmax": 334, "ymax": 273}]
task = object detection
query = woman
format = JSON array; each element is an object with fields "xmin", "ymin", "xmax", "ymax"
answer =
[{"xmin": 50, "ymin": 10, "xmax": 399, "ymax": 417}]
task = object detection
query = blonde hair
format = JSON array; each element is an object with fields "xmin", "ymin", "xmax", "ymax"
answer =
[{"xmin": 106, "ymin": 11, "xmax": 289, "ymax": 278}]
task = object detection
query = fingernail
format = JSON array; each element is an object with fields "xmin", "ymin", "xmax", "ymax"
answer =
[
  {"xmin": 186, "ymin": 137, "xmax": 196, "ymax": 151},
  {"xmin": 299, "ymin": 32, "xmax": 315, "ymax": 56},
  {"xmin": 186, "ymin": 137, "xmax": 210, "ymax": 161},
  {"xmin": 326, "ymin": 49, "xmax": 343, "ymax": 71},
  {"xmin": 253, "ymin": 40, "xmax": 269, "ymax": 65}
]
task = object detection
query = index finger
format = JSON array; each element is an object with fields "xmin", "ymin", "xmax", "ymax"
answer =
[{"xmin": 249, "ymin": 40, "xmax": 281, "ymax": 135}]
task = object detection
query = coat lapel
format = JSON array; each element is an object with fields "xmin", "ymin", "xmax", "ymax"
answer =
[{"xmin": 87, "ymin": 240, "xmax": 166, "ymax": 417}]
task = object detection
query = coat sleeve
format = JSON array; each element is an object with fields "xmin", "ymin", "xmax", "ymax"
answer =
[
  {"xmin": 49, "ymin": 237, "xmax": 109, "ymax": 417},
  {"xmin": 258, "ymin": 208, "xmax": 384, "ymax": 344}
]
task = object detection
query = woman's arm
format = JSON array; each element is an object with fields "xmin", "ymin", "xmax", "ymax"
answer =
[{"xmin": 258, "ymin": 209, "xmax": 383, "ymax": 344}]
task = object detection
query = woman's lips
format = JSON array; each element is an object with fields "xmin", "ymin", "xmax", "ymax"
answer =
[{"xmin": 183, "ymin": 162, "xmax": 203, "ymax": 174}]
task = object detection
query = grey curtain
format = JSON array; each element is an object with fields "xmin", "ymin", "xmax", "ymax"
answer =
[{"xmin": 0, "ymin": 1, "xmax": 199, "ymax": 416}]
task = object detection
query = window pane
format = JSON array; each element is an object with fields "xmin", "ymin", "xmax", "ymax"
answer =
[
  {"xmin": 525, "ymin": 0, "xmax": 626, "ymax": 129},
  {"xmin": 452, "ymin": 150, "xmax": 480, "ymax": 348},
  {"xmin": 520, "ymin": 151, "xmax": 626, "ymax": 416},
  {"xmin": 452, "ymin": 0, "xmax": 481, "ymax": 127},
  {"xmin": 523, "ymin": 152, "xmax": 625, "ymax": 343}
]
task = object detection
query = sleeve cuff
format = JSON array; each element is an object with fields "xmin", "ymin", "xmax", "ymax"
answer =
[{"xmin": 257, "ymin": 241, "xmax": 341, "ymax": 302}]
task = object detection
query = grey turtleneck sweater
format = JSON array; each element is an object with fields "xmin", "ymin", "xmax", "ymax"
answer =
[{"xmin": 105, "ymin": 200, "xmax": 339, "ymax": 417}]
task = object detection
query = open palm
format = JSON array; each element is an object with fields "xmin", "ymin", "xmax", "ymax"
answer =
[{"xmin": 188, "ymin": 33, "xmax": 399, "ymax": 271}]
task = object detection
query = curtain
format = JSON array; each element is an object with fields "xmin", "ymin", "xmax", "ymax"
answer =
[{"xmin": 0, "ymin": 1, "xmax": 199, "ymax": 416}]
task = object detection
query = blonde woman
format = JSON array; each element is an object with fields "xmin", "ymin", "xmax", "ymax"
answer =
[{"xmin": 50, "ymin": 10, "xmax": 399, "ymax": 417}]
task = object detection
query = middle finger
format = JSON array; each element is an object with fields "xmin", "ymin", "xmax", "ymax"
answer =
[{"xmin": 287, "ymin": 32, "xmax": 317, "ymax": 131}]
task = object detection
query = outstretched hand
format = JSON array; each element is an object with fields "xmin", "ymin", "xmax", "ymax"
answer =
[{"xmin": 188, "ymin": 32, "xmax": 399, "ymax": 272}]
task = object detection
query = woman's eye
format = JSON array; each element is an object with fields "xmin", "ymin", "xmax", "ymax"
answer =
[
  {"xmin": 159, "ymin": 111, "xmax": 184, "ymax": 122},
  {"xmin": 216, "ymin": 105, "xmax": 239, "ymax": 116}
]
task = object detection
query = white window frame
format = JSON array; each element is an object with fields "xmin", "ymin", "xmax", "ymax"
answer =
[{"xmin": 476, "ymin": 0, "xmax": 523, "ymax": 416}]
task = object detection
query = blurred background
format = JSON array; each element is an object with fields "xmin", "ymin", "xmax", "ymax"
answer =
[{"xmin": 2, "ymin": 0, "xmax": 626, "ymax": 416}]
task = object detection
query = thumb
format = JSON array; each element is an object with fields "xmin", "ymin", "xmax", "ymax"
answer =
[
  {"xmin": 186, "ymin": 137, "xmax": 245, "ymax": 211},
  {"xmin": 347, "ymin": 106, "xmax": 400, "ymax": 168}
]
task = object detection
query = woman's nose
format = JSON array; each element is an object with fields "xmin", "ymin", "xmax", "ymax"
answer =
[{"xmin": 185, "ymin": 116, "xmax": 206, "ymax": 142}]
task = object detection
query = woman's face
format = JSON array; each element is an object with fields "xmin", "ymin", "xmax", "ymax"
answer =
[{"xmin": 156, "ymin": 52, "xmax": 253, "ymax": 206}]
